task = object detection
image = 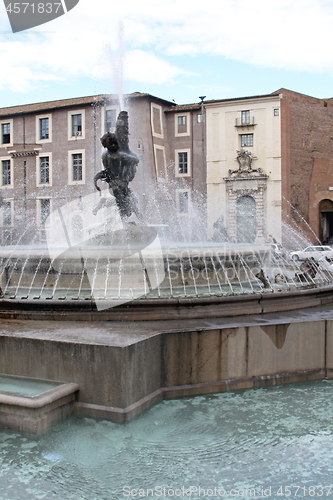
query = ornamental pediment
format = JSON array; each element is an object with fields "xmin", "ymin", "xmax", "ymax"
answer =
[{"xmin": 227, "ymin": 149, "xmax": 268, "ymax": 179}]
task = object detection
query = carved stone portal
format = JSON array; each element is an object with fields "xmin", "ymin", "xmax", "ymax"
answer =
[{"xmin": 224, "ymin": 150, "xmax": 268, "ymax": 243}]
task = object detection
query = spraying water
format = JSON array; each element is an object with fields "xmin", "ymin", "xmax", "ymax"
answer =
[{"xmin": 104, "ymin": 20, "xmax": 125, "ymax": 111}]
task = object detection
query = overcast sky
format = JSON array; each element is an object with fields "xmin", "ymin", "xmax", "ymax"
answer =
[{"xmin": 1, "ymin": 0, "xmax": 333, "ymax": 108}]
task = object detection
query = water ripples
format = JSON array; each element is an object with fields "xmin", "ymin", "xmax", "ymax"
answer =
[{"xmin": 1, "ymin": 381, "xmax": 333, "ymax": 499}]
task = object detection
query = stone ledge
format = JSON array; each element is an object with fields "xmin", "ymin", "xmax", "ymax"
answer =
[
  {"xmin": 0, "ymin": 383, "xmax": 79, "ymax": 434},
  {"xmin": 74, "ymin": 370, "xmax": 325, "ymax": 423},
  {"xmin": 75, "ymin": 389, "xmax": 163, "ymax": 423},
  {"xmin": 1, "ymin": 283, "xmax": 333, "ymax": 322}
]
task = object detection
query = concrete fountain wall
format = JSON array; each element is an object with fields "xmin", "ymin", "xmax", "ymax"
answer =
[{"xmin": 1, "ymin": 284, "xmax": 333, "ymax": 423}]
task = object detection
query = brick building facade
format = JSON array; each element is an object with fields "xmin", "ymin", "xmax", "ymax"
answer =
[
  {"xmin": 0, "ymin": 93, "xmax": 178, "ymax": 245},
  {"xmin": 279, "ymin": 88, "xmax": 333, "ymax": 243}
]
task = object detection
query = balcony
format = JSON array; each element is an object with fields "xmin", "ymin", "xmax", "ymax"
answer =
[{"xmin": 235, "ymin": 116, "xmax": 256, "ymax": 127}]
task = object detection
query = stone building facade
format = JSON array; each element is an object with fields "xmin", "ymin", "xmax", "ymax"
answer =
[
  {"xmin": 205, "ymin": 88, "xmax": 333, "ymax": 245},
  {"xmin": 1, "ymin": 88, "xmax": 333, "ymax": 247},
  {"xmin": 205, "ymin": 92, "xmax": 282, "ymax": 243}
]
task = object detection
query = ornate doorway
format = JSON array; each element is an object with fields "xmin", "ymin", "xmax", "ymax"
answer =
[
  {"xmin": 224, "ymin": 149, "xmax": 268, "ymax": 243},
  {"xmin": 237, "ymin": 195, "xmax": 256, "ymax": 243}
]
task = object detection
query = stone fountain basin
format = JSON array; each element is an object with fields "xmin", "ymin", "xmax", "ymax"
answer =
[
  {"xmin": 0, "ymin": 278, "xmax": 333, "ymax": 425},
  {"xmin": 0, "ymin": 282, "xmax": 333, "ymax": 321},
  {"xmin": 0, "ymin": 374, "xmax": 79, "ymax": 434}
]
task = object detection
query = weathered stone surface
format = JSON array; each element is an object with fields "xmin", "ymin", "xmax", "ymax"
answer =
[{"xmin": 0, "ymin": 302, "xmax": 332, "ymax": 423}]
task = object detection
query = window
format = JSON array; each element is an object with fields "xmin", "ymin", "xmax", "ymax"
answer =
[
  {"xmin": 2, "ymin": 123, "xmax": 10, "ymax": 144},
  {"xmin": 2, "ymin": 201, "xmax": 11, "ymax": 226},
  {"xmin": 36, "ymin": 153, "xmax": 52, "ymax": 187},
  {"xmin": 68, "ymin": 110, "xmax": 85, "ymax": 140},
  {"xmin": 241, "ymin": 134, "xmax": 253, "ymax": 147},
  {"xmin": 36, "ymin": 114, "xmax": 52, "ymax": 143},
  {"xmin": 0, "ymin": 120, "xmax": 13, "ymax": 146},
  {"xmin": 175, "ymin": 113, "xmax": 190, "ymax": 137},
  {"xmin": 177, "ymin": 191, "xmax": 190, "ymax": 214},
  {"xmin": 105, "ymin": 109, "xmax": 117, "ymax": 132},
  {"xmin": 153, "ymin": 144, "xmax": 167, "ymax": 182},
  {"xmin": 39, "ymin": 118, "xmax": 49, "ymax": 140},
  {"xmin": 274, "ymin": 108, "xmax": 279, "ymax": 116},
  {"xmin": 39, "ymin": 156, "xmax": 49, "ymax": 184},
  {"xmin": 68, "ymin": 150, "xmax": 85, "ymax": 184},
  {"xmin": 40, "ymin": 198, "xmax": 50, "ymax": 224},
  {"xmin": 175, "ymin": 149, "xmax": 191, "ymax": 177},
  {"xmin": 241, "ymin": 110, "xmax": 250, "ymax": 125},
  {"xmin": 71, "ymin": 114, "xmax": 82, "ymax": 137},
  {"xmin": 1, "ymin": 200, "xmax": 12, "ymax": 244},
  {"xmin": 151, "ymin": 103, "xmax": 164, "ymax": 138},
  {"xmin": 178, "ymin": 152, "xmax": 188, "ymax": 174},
  {"xmin": 72, "ymin": 153, "xmax": 82, "ymax": 181},
  {"xmin": 2, "ymin": 159, "xmax": 11, "ymax": 186},
  {"xmin": 2, "ymin": 229, "xmax": 11, "ymax": 244},
  {"xmin": 38, "ymin": 198, "xmax": 51, "ymax": 241}
]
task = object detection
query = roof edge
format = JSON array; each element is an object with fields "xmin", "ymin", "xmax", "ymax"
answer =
[{"xmin": 0, "ymin": 92, "xmax": 176, "ymax": 118}]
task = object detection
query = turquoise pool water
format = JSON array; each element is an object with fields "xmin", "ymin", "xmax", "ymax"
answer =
[
  {"xmin": 0, "ymin": 374, "xmax": 62, "ymax": 398},
  {"xmin": 0, "ymin": 381, "xmax": 333, "ymax": 500}
]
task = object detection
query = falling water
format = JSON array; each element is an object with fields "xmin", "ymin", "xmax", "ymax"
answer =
[
  {"xmin": 209, "ymin": 255, "xmax": 223, "ymax": 294},
  {"xmin": 26, "ymin": 253, "xmax": 45, "ymax": 299},
  {"xmin": 283, "ymin": 196, "xmax": 322, "ymax": 244},
  {"xmin": 50, "ymin": 259, "xmax": 64, "ymax": 299},
  {"xmin": 77, "ymin": 257, "xmax": 88, "ymax": 300},
  {"xmin": 2, "ymin": 112, "xmax": 333, "ymax": 306},
  {"xmin": 105, "ymin": 20, "xmax": 125, "ymax": 111}
]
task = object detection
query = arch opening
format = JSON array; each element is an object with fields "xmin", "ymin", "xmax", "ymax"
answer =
[
  {"xmin": 237, "ymin": 195, "xmax": 256, "ymax": 243},
  {"xmin": 319, "ymin": 199, "xmax": 333, "ymax": 244}
]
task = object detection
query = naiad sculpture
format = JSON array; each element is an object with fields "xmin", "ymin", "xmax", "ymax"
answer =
[{"xmin": 94, "ymin": 111, "xmax": 142, "ymax": 221}]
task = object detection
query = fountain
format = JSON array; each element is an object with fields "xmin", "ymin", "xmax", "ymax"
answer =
[{"xmin": 1, "ymin": 109, "xmax": 333, "ymax": 431}]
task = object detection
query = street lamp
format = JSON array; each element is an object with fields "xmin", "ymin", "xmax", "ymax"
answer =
[
  {"xmin": 137, "ymin": 138, "xmax": 146, "ymax": 211},
  {"xmin": 199, "ymin": 96, "xmax": 206, "ymax": 202}
]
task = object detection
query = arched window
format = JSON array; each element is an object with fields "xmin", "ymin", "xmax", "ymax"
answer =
[{"xmin": 237, "ymin": 196, "xmax": 256, "ymax": 243}]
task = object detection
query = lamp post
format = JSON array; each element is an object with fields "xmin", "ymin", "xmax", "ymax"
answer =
[
  {"xmin": 199, "ymin": 96, "xmax": 206, "ymax": 238},
  {"xmin": 137, "ymin": 138, "xmax": 145, "ymax": 211},
  {"xmin": 199, "ymin": 96, "xmax": 206, "ymax": 202}
]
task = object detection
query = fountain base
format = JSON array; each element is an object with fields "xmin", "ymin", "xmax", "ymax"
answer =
[{"xmin": 0, "ymin": 289, "xmax": 333, "ymax": 425}]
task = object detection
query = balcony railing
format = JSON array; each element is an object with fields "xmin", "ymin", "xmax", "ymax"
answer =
[{"xmin": 235, "ymin": 116, "xmax": 256, "ymax": 127}]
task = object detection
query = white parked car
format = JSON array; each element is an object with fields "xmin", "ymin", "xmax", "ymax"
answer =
[{"xmin": 290, "ymin": 245, "xmax": 333, "ymax": 261}]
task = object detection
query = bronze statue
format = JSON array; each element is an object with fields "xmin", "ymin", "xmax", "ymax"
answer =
[{"xmin": 94, "ymin": 111, "xmax": 141, "ymax": 220}]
